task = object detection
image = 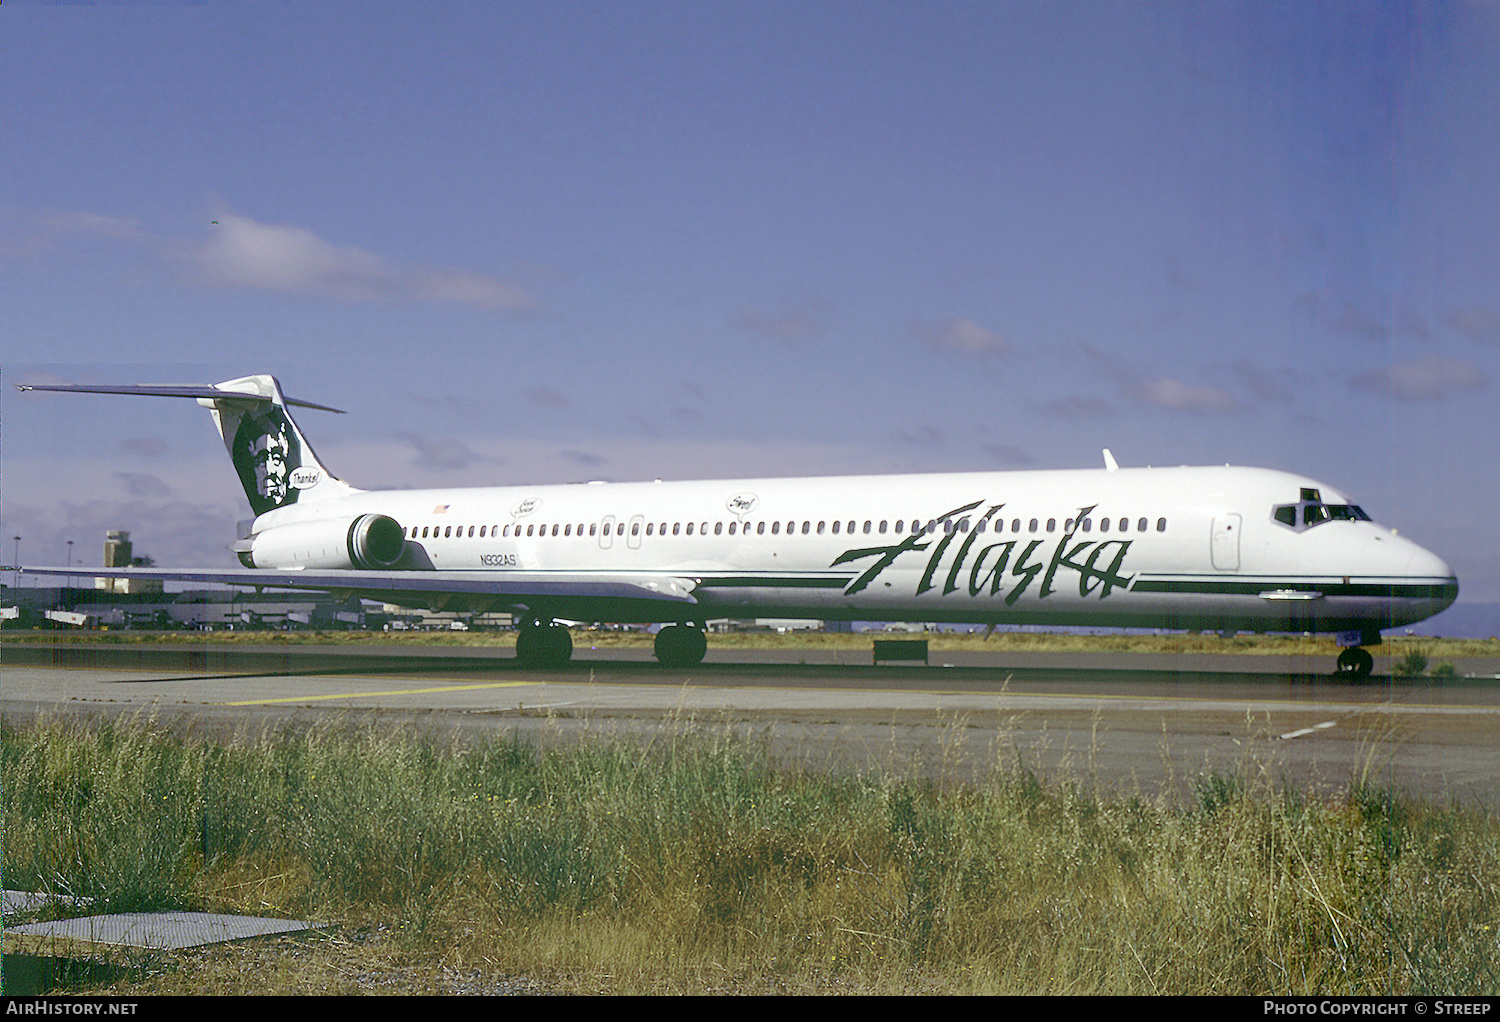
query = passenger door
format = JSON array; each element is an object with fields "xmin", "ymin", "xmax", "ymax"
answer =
[{"xmin": 1211, "ymin": 514, "xmax": 1241, "ymax": 571}]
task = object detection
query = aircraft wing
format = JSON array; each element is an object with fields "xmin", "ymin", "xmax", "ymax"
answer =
[{"xmin": 16, "ymin": 565, "xmax": 698, "ymax": 621}]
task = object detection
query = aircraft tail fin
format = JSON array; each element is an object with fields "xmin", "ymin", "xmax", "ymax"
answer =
[
  {"xmin": 16, "ymin": 374, "xmax": 359, "ymax": 516},
  {"xmin": 199, "ymin": 375, "xmax": 359, "ymax": 514}
]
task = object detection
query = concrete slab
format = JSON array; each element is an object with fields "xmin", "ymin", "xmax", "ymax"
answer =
[
  {"xmin": 2, "ymin": 911, "xmax": 326, "ymax": 961},
  {"xmin": 1, "ymin": 890, "xmax": 89, "ymax": 920},
  {"xmin": 3, "ymin": 890, "xmax": 52, "ymax": 919}
]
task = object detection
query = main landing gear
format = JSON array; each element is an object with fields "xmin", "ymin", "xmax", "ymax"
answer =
[
  {"xmin": 654, "ymin": 623, "xmax": 708, "ymax": 667},
  {"xmin": 515, "ymin": 619, "xmax": 573, "ymax": 668}
]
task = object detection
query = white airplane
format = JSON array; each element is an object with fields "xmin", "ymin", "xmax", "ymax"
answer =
[{"xmin": 15, "ymin": 374, "xmax": 1457, "ymax": 678}]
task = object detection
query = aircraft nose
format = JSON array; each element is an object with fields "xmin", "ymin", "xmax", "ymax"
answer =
[
  {"xmin": 1404, "ymin": 543, "xmax": 1459, "ymax": 613},
  {"xmin": 1405, "ymin": 544, "xmax": 1455, "ymax": 582}
]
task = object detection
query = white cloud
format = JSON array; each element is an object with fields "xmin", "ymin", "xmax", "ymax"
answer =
[
  {"xmin": 0, "ymin": 209, "xmax": 147, "ymax": 260},
  {"xmin": 1447, "ymin": 307, "xmax": 1500, "ymax": 346},
  {"xmin": 983, "ymin": 444, "xmax": 1034, "ymax": 466},
  {"xmin": 1135, "ymin": 377, "xmax": 1240, "ymax": 414},
  {"xmin": 1352, "ymin": 356, "xmax": 1487, "ymax": 402},
  {"xmin": 736, "ymin": 299, "xmax": 828, "ymax": 343},
  {"xmin": 1071, "ymin": 342, "xmax": 1241, "ymax": 415},
  {"xmin": 192, "ymin": 213, "xmax": 532, "ymax": 309},
  {"xmin": 393, "ymin": 431, "xmax": 501, "ymax": 472},
  {"xmin": 1042, "ymin": 394, "xmax": 1116, "ymax": 419},
  {"xmin": 522, "ymin": 386, "xmax": 569, "ymax": 408},
  {"xmin": 111, "ymin": 472, "xmax": 174, "ymax": 499},
  {"xmin": 919, "ymin": 318, "xmax": 1011, "ymax": 358}
]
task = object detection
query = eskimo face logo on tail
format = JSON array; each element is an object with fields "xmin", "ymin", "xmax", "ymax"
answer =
[
  {"xmin": 232, "ymin": 407, "xmax": 303, "ymax": 515},
  {"xmin": 831, "ymin": 500, "xmax": 1135, "ymax": 605}
]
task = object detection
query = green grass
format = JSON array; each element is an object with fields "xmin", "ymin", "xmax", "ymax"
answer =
[{"xmin": 4, "ymin": 713, "xmax": 1498, "ymax": 995}]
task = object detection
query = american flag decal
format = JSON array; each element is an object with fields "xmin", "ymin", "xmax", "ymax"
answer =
[{"xmin": 433, "ymin": 504, "xmax": 450, "ymax": 514}]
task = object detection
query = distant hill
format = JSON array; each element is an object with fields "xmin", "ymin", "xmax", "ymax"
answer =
[{"xmin": 1407, "ymin": 602, "xmax": 1500, "ymax": 640}]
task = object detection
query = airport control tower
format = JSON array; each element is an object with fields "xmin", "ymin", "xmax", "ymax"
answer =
[{"xmin": 98, "ymin": 530, "xmax": 161, "ymax": 593}]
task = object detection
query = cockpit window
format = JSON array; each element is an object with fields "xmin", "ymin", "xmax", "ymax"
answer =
[{"xmin": 1273, "ymin": 497, "xmax": 1371, "ymax": 532}]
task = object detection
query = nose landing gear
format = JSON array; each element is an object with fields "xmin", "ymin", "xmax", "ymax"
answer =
[{"xmin": 1334, "ymin": 645, "xmax": 1374, "ymax": 681}]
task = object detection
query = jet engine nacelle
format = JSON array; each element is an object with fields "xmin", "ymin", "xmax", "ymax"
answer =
[{"xmin": 242, "ymin": 513, "xmax": 405, "ymax": 570}]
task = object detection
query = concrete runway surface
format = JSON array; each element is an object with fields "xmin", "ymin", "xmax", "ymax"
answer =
[{"xmin": 4, "ymin": 641, "xmax": 1499, "ymax": 806}]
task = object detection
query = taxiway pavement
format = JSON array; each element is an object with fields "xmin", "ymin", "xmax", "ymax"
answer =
[{"xmin": 4, "ymin": 641, "xmax": 1498, "ymax": 805}]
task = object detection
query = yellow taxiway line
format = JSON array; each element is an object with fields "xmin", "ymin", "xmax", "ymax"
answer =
[{"xmin": 219, "ymin": 681, "xmax": 538, "ymax": 706}]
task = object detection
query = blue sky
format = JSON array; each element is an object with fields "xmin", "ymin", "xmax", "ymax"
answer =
[{"xmin": 4, "ymin": 2, "xmax": 1498, "ymax": 622}]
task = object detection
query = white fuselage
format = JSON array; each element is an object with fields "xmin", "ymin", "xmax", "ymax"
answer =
[{"xmin": 249, "ymin": 464, "xmax": 1457, "ymax": 634}]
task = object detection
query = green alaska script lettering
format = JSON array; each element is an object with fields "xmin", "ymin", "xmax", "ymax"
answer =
[{"xmin": 831, "ymin": 500, "xmax": 1134, "ymax": 604}]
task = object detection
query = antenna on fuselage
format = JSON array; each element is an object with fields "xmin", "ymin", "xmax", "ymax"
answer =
[{"xmin": 1102, "ymin": 449, "xmax": 1119, "ymax": 473}]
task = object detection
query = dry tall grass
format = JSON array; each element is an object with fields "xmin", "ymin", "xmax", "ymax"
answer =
[{"xmin": 4, "ymin": 712, "xmax": 1496, "ymax": 995}]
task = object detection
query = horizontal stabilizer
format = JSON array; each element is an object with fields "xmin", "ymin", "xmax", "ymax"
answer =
[
  {"xmin": 19, "ymin": 374, "xmax": 355, "ymax": 514},
  {"xmin": 15, "ymin": 382, "xmax": 344, "ymax": 413}
]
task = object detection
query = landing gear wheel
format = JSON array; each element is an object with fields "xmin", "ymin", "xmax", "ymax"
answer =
[
  {"xmin": 1335, "ymin": 646, "xmax": 1374, "ymax": 681},
  {"xmin": 654, "ymin": 624, "xmax": 708, "ymax": 667},
  {"xmin": 516, "ymin": 622, "xmax": 573, "ymax": 668}
]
